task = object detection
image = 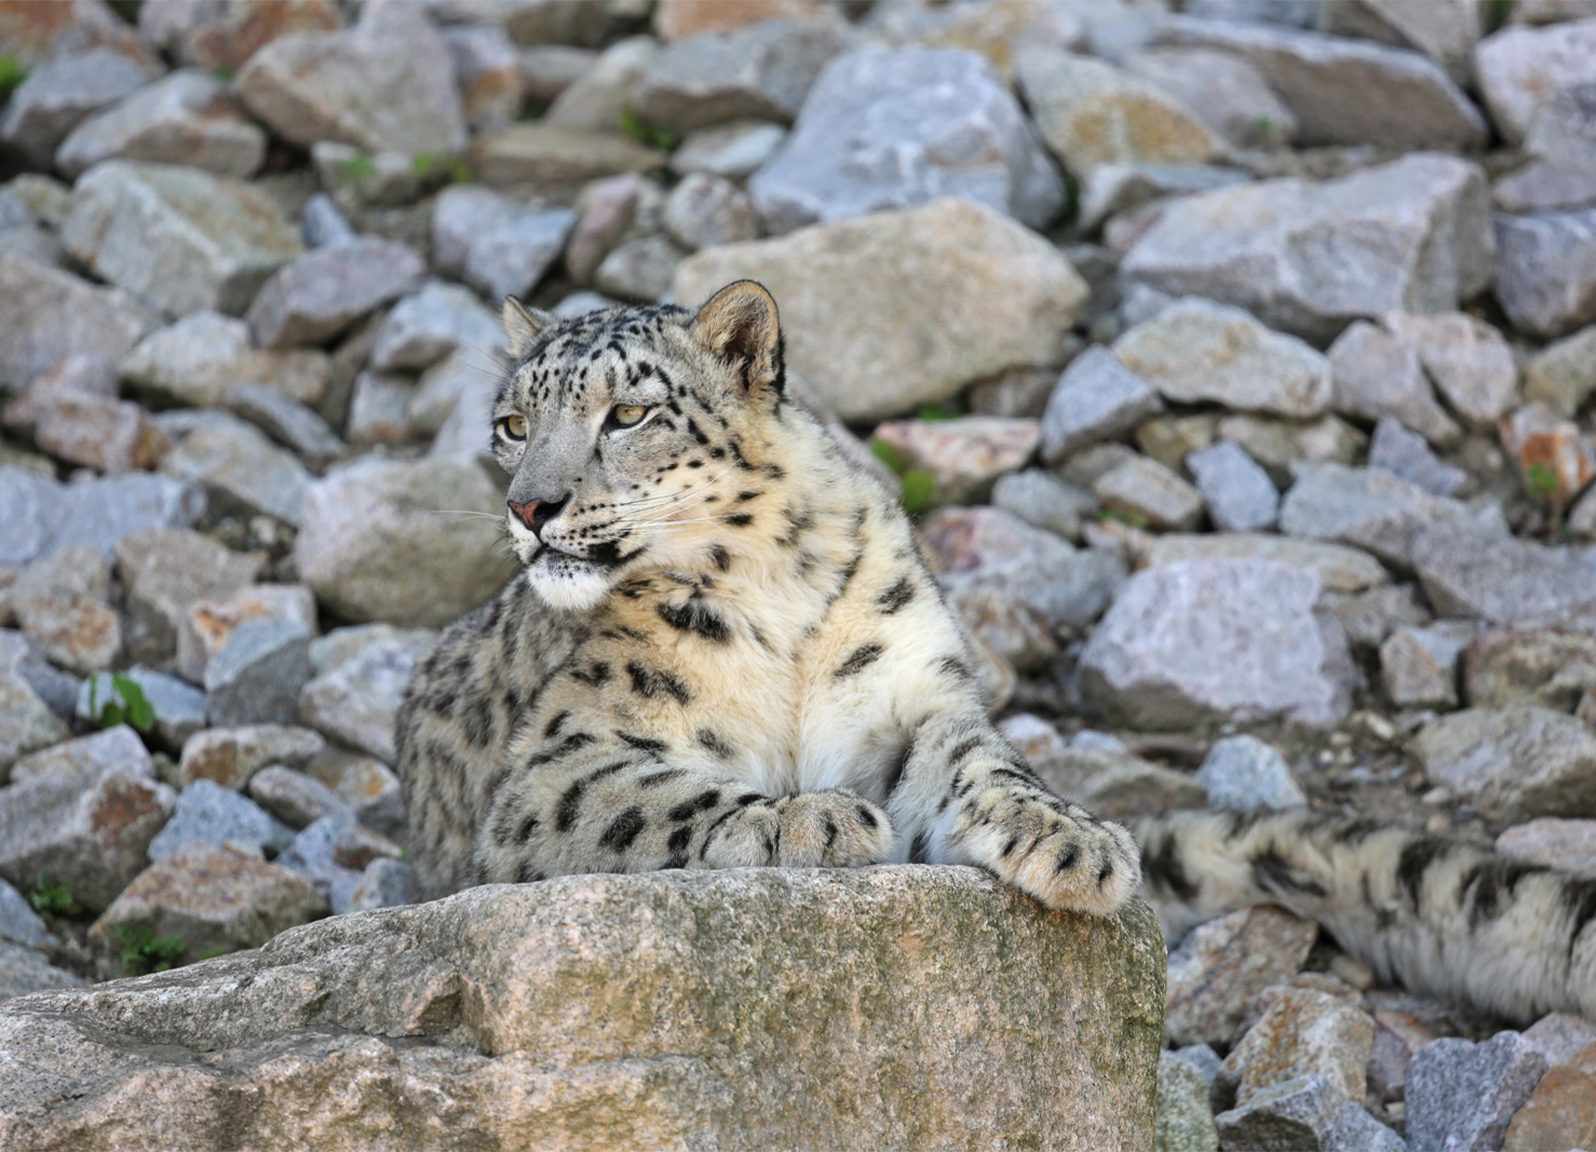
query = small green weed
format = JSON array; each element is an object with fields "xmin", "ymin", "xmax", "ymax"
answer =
[
  {"xmin": 1094, "ymin": 508, "xmax": 1149, "ymax": 530},
  {"xmin": 618, "ymin": 107, "xmax": 677, "ymax": 151},
  {"xmin": 211, "ymin": 65, "xmax": 235, "ymax": 83},
  {"xmin": 0, "ymin": 56, "xmax": 26, "ymax": 102},
  {"xmin": 338, "ymin": 150, "xmax": 378, "ymax": 187},
  {"xmin": 869, "ymin": 438, "xmax": 937, "ymax": 515},
  {"xmin": 86, "ymin": 673, "xmax": 155, "ymax": 734},
  {"xmin": 412, "ymin": 151, "xmax": 474, "ymax": 186},
  {"xmin": 117, "ymin": 923, "xmax": 186, "ymax": 976},
  {"xmin": 916, "ymin": 402, "xmax": 961, "ymax": 422},
  {"xmin": 1524, "ymin": 461, "xmax": 1562, "ymax": 504},
  {"xmin": 28, "ymin": 875, "xmax": 79, "ymax": 918},
  {"xmin": 1252, "ymin": 115, "xmax": 1273, "ymax": 137}
]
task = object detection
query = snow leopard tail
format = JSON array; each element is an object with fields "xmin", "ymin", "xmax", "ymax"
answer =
[{"xmin": 1130, "ymin": 808, "xmax": 1596, "ymax": 1024}]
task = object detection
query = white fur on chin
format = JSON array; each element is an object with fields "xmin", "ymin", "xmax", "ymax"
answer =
[{"xmin": 527, "ymin": 554, "xmax": 612, "ymax": 612}]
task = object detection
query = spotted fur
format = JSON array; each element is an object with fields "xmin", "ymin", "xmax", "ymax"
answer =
[
  {"xmin": 1134, "ymin": 808, "xmax": 1596, "ymax": 1023},
  {"xmin": 396, "ymin": 281, "xmax": 1140, "ymax": 916}
]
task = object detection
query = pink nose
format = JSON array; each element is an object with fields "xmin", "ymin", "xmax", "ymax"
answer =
[{"xmin": 507, "ymin": 498, "xmax": 542, "ymax": 531}]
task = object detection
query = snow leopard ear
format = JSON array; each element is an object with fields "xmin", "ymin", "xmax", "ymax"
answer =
[
  {"xmin": 502, "ymin": 297, "xmax": 554, "ymax": 361},
  {"xmin": 691, "ymin": 280, "xmax": 785, "ymax": 398}
]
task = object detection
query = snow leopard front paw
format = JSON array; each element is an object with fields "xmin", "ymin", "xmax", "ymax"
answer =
[
  {"xmin": 700, "ymin": 790, "xmax": 895, "ymax": 869},
  {"xmin": 951, "ymin": 788, "xmax": 1141, "ymax": 916}
]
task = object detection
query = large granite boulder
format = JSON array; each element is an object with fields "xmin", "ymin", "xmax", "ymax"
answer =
[{"xmin": 0, "ymin": 868, "xmax": 1164, "ymax": 1151}]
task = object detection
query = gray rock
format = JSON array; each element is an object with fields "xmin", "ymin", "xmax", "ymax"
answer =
[
  {"xmin": 1186, "ymin": 442, "xmax": 1279, "ymax": 532},
  {"xmin": 1215, "ymin": 1074, "xmax": 1406, "ymax": 1152},
  {"xmin": 204, "ymin": 618, "xmax": 313, "ymax": 728},
  {"xmin": 147, "ymin": 778, "xmax": 296, "ymax": 863},
  {"xmin": 9, "ymin": 725, "xmax": 152, "ymax": 787},
  {"xmin": 670, "ymin": 119, "xmax": 787, "ymax": 181},
  {"xmin": 0, "ymin": 467, "xmax": 203, "ymax": 569},
  {"xmin": 662, "ymin": 172, "xmax": 760, "ymax": 251},
  {"xmin": 1015, "ymin": 47, "xmax": 1218, "ymax": 181},
  {"xmin": 0, "ymin": 252, "xmax": 155, "ymax": 390},
  {"xmin": 159, "ymin": 417, "xmax": 310, "ymax": 526},
  {"xmin": 1157, "ymin": 1050, "xmax": 1221, "ymax": 1152},
  {"xmin": 295, "ymin": 455, "xmax": 517, "ymax": 628},
  {"xmin": 0, "ymin": 868, "xmax": 1163, "ymax": 1151},
  {"xmin": 444, "ymin": 21, "xmax": 521, "ymax": 135},
  {"xmin": 344, "ymin": 370, "xmax": 417, "ymax": 447},
  {"xmin": 246, "ymin": 239, "xmax": 425, "ymax": 349},
  {"xmin": 1379, "ymin": 622, "xmax": 1473, "ymax": 710},
  {"xmin": 1080, "ymin": 558, "xmax": 1355, "ymax": 730},
  {"xmin": 0, "ymin": 879, "xmax": 53, "ymax": 950},
  {"xmin": 370, "ymin": 281, "xmax": 504, "ymax": 374},
  {"xmin": 274, "ymin": 813, "xmax": 366, "ymax": 913},
  {"xmin": 0, "ymin": 47, "xmax": 155, "ymax": 168},
  {"xmin": 1405, "ymin": 1032, "xmax": 1549, "ymax": 1152},
  {"xmin": 1328, "ymin": 321, "xmax": 1460, "ymax": 448},
  {"xmin": 1196, "ymin": 735, "xmax": 1305, "ymax": 811},
  {"xmin": 469, "ymin": 122, "xmax": 665, "ymax": 188},
  {"xmin": 1221, "ymin": 979, "xmax": 1373, "ymax": 1106},
  {"xmin": 1525, "ymin": 323, "xmax": 1596, "ymax": 417},
  {"xmin": 1278, "ymin": 462, "xmax": 1484, "ymax": 570},
  {"xmin": 1474, "ymin": 15, "xmax": 1596, "ymax": 146},
  {"xmin": 307, "ymin": 746, "xmax": 407, "ymax": 836},
  {"xmin": 0, "ymin": 631, "xmax": 78, "ymax": 721},
  {"xmin": 1039, "ymin": 346, "xmax": 1164, "ymax": 464},
  {"xmin": 869, "ymin": 416, "xmax": 1040, "ymax": 508},
  {"xmin": 1092, "ymin": 455, "xmax": 1205, "ymax": 532},
  {"xmin": 409, "ymin": 353, "xmax": 499, "ymax": 439},
  {"xmin": 178, "ymin": 724, "xmax": 325, "ymax": 792},
  {"xmin": 751, "ymin": 47, "xmax": 1063, "ymax": 236},
  {"xmin": 1492, "ymin": 80, "xmax": 1596, "ymax": 213},
  {"xmin": 463, "ymin": 208, "xmax": 577, "ymax": 303},
  {"xmin": 1113, "ymin": 299, "xmax": 1333, "ymax": 420},
  {"xmin": 298, "ymin": 635, "xmax": 432, "ymax": 764},
  {"xmin": 115, "ymin": 525, "xmax": 266, "ymax": 666},
  {"xmin": 990, "ymin": 470, "xmax": 1094, "ymax": 542},
  {"xmin": 224, "ymin": 383, "xmax": 345, "ymax": 471},
  {"xmin": 1122, "ymin": 46, "xmax": 1296, "ymax": 148},
  {"xmin": 55, "ymin": 68, "xmax": 266, "ymax": 180},
  {"xmin": 246, "ymin": 765, "xmax": 354, "ymax": 832},
  {"xmin": 77, "ymin": 669, "xmax": 207, "ymax": 753},
  {"xmin": 1412, "ymin": 521, "xmax": 1596, "ymax": 626},
  {"xmin": 0, "ymin": 764, "xmax": 174, "ymax": 914},
  {"xmin": 300, "ymin": 192, "xmax": 356, "ymax": 250},
  {"xmin": 346, "ymin": 857, "xmax": 421, "ymax": 912},
  {"xmin": 119, "ymin": 310, "xmax": 331, "ymax": 410},
  {"xmin": 672, "ymin": 199, "xmax": 1088, "ymax": 423},
  {"xmin": 594, "ymin": 233, "xmax": 691, "ymax": 302},
  {"xmin": 1121, "ymin": 154, "xmax": 1493, "ymax": 345},
  {"xmin": 1465, "ymin": 628, "xmax": 1596, "ymax": 710},
  {"xmin": 1493, "ymin": 207, "xmax": 1596, "ymax": 339},
  {"xmin": 1164, "ymin": 904, "xmax": 1320, "ymax": 1047},
  {"xmin": 312, "ymin": 142, "xmax": 418, "ymax": 208},
  {"xmin": 1521, "ymin": 1011, "xmax": 1596, "ymax": 1064},
  {"xmin": 0, "ymin": 675, "xmax": 70, "ymax": 781},
  {"xmin": 6, "ymin": 543, "xmax": 121, "ymax": 675},
  {"xmin": 431, "ymin": 185, "xmax": 539, "ymax": 281},
  {"xmin": 237, "ymin": 2, "xmax": 466, "ymax": 154},
  {"xmin": 62, "ymin": 160, "xmax": 303, "ymax": 318},
  {"xmin": 1077, "ymin": 162, "xmax": 1250, "ymax": 233},
  {"xmin": 1368, "ymin": 418, "xmax": 1467, "ymax": 497},
  {"xmin": 1385, "ymin": 311, "xmax": 1518, "ymax": 429},
  {"xmin": 0, "ymin": 942, "xmax": 85, "ymax": 1003},
  {"xmin": 1414, "ymin": 705, "xmax": 1596, "ymax": 820},
  {"xmin": 1154, "ymin": 14, "xmax": 1487, "ymax": 150},
  {"xmin": 1215, "ymin": 414, "xmax": 1367, "ymax": 490},
  {"xmin": 1323, "ymin": 0, "xmax": 1481, "ymax": 84},
  {"xmin": 633, "ymin": 16, "xmax": 851, "ymax": 134},
  {"xmin": 1324, "ymin": 583, "xmax": 1432, "ymax": 650}
]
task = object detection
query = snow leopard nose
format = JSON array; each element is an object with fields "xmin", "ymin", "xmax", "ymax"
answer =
[{"xmin": 508, "ymin": 494, "xmax": 568, "ymax": 535}]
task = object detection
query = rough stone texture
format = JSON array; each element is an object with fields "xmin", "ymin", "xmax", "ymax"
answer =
[
  {"xmin": 1015, "ymin": 47, "xmax": 1217, "ymax": 180},
  {"xmin": 1380, "ymin": 624, "xmax": 1471, "ymax": 709},
  {"xmin": 159, "ymin": 419, "xmax": 310, "ymax": 527},
  {"xmin": 204, "ymin": 618, "xmax": 313, "ymax": 728},
  {"xmin": 6, "ymin": 543, "xmax": 120, "ymax": 675},
  {"xmin": 653, "ymin": 0, "xmax": 826, "ymax": 41},
  {"xmin": 1465, "ymin": 628, "xmax": 1596, "ymax": 710},
  {"xmin": 1413, "ymin": 705, "xmax": 1596, "ymax": 821},
  {"xmin": 989, "ymin": 470, "xmax": 1092, "ymax": 542},
  {"xmin": 0, "ymin": 942, "xmax": 85, "ymax": 1003},
  {"xmin": 346, "ymin": 857, "xmax": 421, "ymax": 912},
  {"xmin": 469, "ymin": 123, "xmax": 664, "ymax": 187},
  {"xmin": 1216, "ymin": 414, "xmax": 1366, "ymax": 490},
  {"xmin": 1221, "ymin": 981, "xmax": 1373, "ymax": 1107},
  {"xmin": 1, "ymin": 468, "xmax": 207, "ymax": 569},
  {"xmin": 147, "ymin": 779, "xmax": 296, "ymax": 863},
  {"xmin": 1473, "ymin": 15, "xmax": 1596, "ymax": 145},
  {"xmin": 662, "ymin": 172, "xmax": 760, "ymax": 252},
  {"xmin": 1163, "ymin": 905, "xmax": 1320, "ymax": 1048},
  {"xmin": 298, "ymin": 635, "xmax": 432, "ymax": 765},
  {"xmin": 542, "ymin": 35, "xmax": 658, "ymax": 135},
  {"xmin": 1185, "ymin": 442, "xmax": 1278, "ymax": 533},
  {"xmin": 0, "ymin": 765, "xmax": 174, "ymax": 915},
  {"xmin": 1279, "ymin": 462, "xmax": 1483, "ymax": 570},
  {"xmin": 295, "ymin": 456, "xmax": 517, "ymax": 629},
  {"xmin": 870, "ymin": 417, "xmax": 1039, "ymax": 507},
  {"xmin": 246, "ymin": 239, "xmax": 425, "ymax": 350},
  {"xmin": 1498, "ymin": 819, "xmax": 1596, "ymax": 878},
  {"xmin": 1525, "ymin": 323, "xmax": 1596, "ymax": 417},
  {"xmin": 672, "ymin": 198, "xmax": 1088, "ymax": 422},
  {"xmin": 633, "ymin": 16, "xmax": 849, "ymax": 134},
  {"xmin": 671, "ymin": 119, "xmax": 787, "ymax": 181},
  {"xmin": 0, "ymin": 676, "xmax": 70, "ymax": 781},
  {"xmin": 1154, "ymin": 15, "xmax": 1487, "ymax": 150},
  {"xmin": 178, "ymin": 725, "xmax": 325, "ymax": 791},
  {"xmin": 9, "ymin": 726, "xmax": 152, "ymax": 787},
  {"xmin": 369, "ymin": 281, "xmax": 503, "ymax": 374},
  {"xmin": 56, "ymin": 69, "xmax": 267, "ymax": 181},
  {"xmin": 444, "ymin": 21, "xmax": 520, "ymax": 135},
  {"xmin": 177, "ymin": 584, "xmax": 319, "ymax": 687},
  {"xmin": 1122, "ymin": 45, "xmax": 1296, "ymax": 149},
  {"xmin": 0, "ymin": 253, "xmax": 155, "ymax": 390},
  {"xmin": 116, "ymin": 527, "xmax": 265, "ymax": 666},
  {"xmin": 1039, "ymin": 346, "xmax": 1164, "ymax": 464},
  {"xmin": 1121, "ymin": 154, "xmax": 1493, "ymax": 345},
  {"xmin": 120, "ymin": 310, "xmax": 330, "ymax": 409},
  {"xmin": 1080, "ymin": 558, "xmax": 1355, "ymax": 731},
  {"xmin": 1114, "ymin": 299, "xmax": 1332, "ymax": 420},
  {"xmin": 1493, "ymin": 206, "xmax": 1596, "ymax": 339},
  {"xmin": 1382, "ymin": 310, "xmax": 1518, "ymax": 428},
  {"xmin": 1411, "ymin": 521, "xmax": 1596, "ymax": 627},
  {"xmin": 1214, "ymin": 1074, "xmax": 1405, "ymax": 1152},
  {"xmin": 0, "ymin": 869, "xmax": 1164, "ymax": 1151},
  {"xmin": 1405, "ymin": 1031, "xmax": 1549, "ymax": 1152},
  {"xmin": 463, "ymin": 208, "xmax": 577, "ymax": 303},
  {"xmin": 247, "ymin": 765, "xmax": 354, "ymax": 832},
  {"xmin": 89, "ymin": 843, "xmax": 330, "ymax": 970},
  {"xmin": 751, "ymin": 47, "xmax": 1063, "ymax": 236},
  {"xmin": 1368, "ymin": 416, "xmax": 1467, "ymax": 497},
  {"xmin": 62, "ymin": 160, "xmax": 303, "ymax": 318},
  {"xmin": 1504, "ymin": 1055, "xmax": 1596, "ymax": 1152},
  {"xmin": 1328, "ymin": 320, "xmax": 1461, "ymax": 447},
  {"xmin": 237, "ymin": 3, "xmax": 466, "ymax": 154},
  {"xmin": 0, "ymin": 46, "xmax": 155, "ymax": 168},
  {"xmin": 25, "ymin": 389, "xmax": 169, "ymax": 475},
  {"xmin": 1156, "ymin": 1050, "xmax": 1220, "ymax": 1152},
  {"xmin": 1195, "ymin": 735, "xmax": 1305, "ymax": 811},
  {"xmin": 1092, "ymin": 455, "xmax": 1205, "ymax": 533}
]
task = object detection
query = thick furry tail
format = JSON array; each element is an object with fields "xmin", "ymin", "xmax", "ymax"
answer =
[{"xmin": 1131, "ymin": 809, "xmax": 1596, "ymax": 1024}]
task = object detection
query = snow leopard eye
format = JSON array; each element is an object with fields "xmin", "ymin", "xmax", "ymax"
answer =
[
  {"xmin": 497, "ymin": 414, "xmax": 528, "ymax": 441},
  {"xmin": 609, "ymin": 404, "xmax": 647, "ymax": 428}
]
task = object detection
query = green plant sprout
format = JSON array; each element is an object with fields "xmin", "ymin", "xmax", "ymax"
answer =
[
  {"xmin": 916, "ymin": 402, "xmax": 961, "ymax": 422},
  {"xmin": 117, "ymin": 923, "xmax": 186, "ymax": 976},
  {"xmin": 1524, "ymin": 461, "xmax": 1561, "ymax": 504},
  {"xmin": 869, "ymin": 438, "xmax": 938, "ymax": 515},
  {"xmin": 338, "ymin": 150, "xmax": 377, "ymax": 187},
  {"xmin": 28, "ymin": 875, "xmax": 79, "ymax": 918},
  {"xmin": 87, "ymin": 673, "xmax": 155, "ymax": 733},
  {"xmin": 0, "ymin": 56, "xmax": 26, "ymax": 102},
  {"xmin": 618, "ymin": 107, "xmax": 677, "ymax": 151}
]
